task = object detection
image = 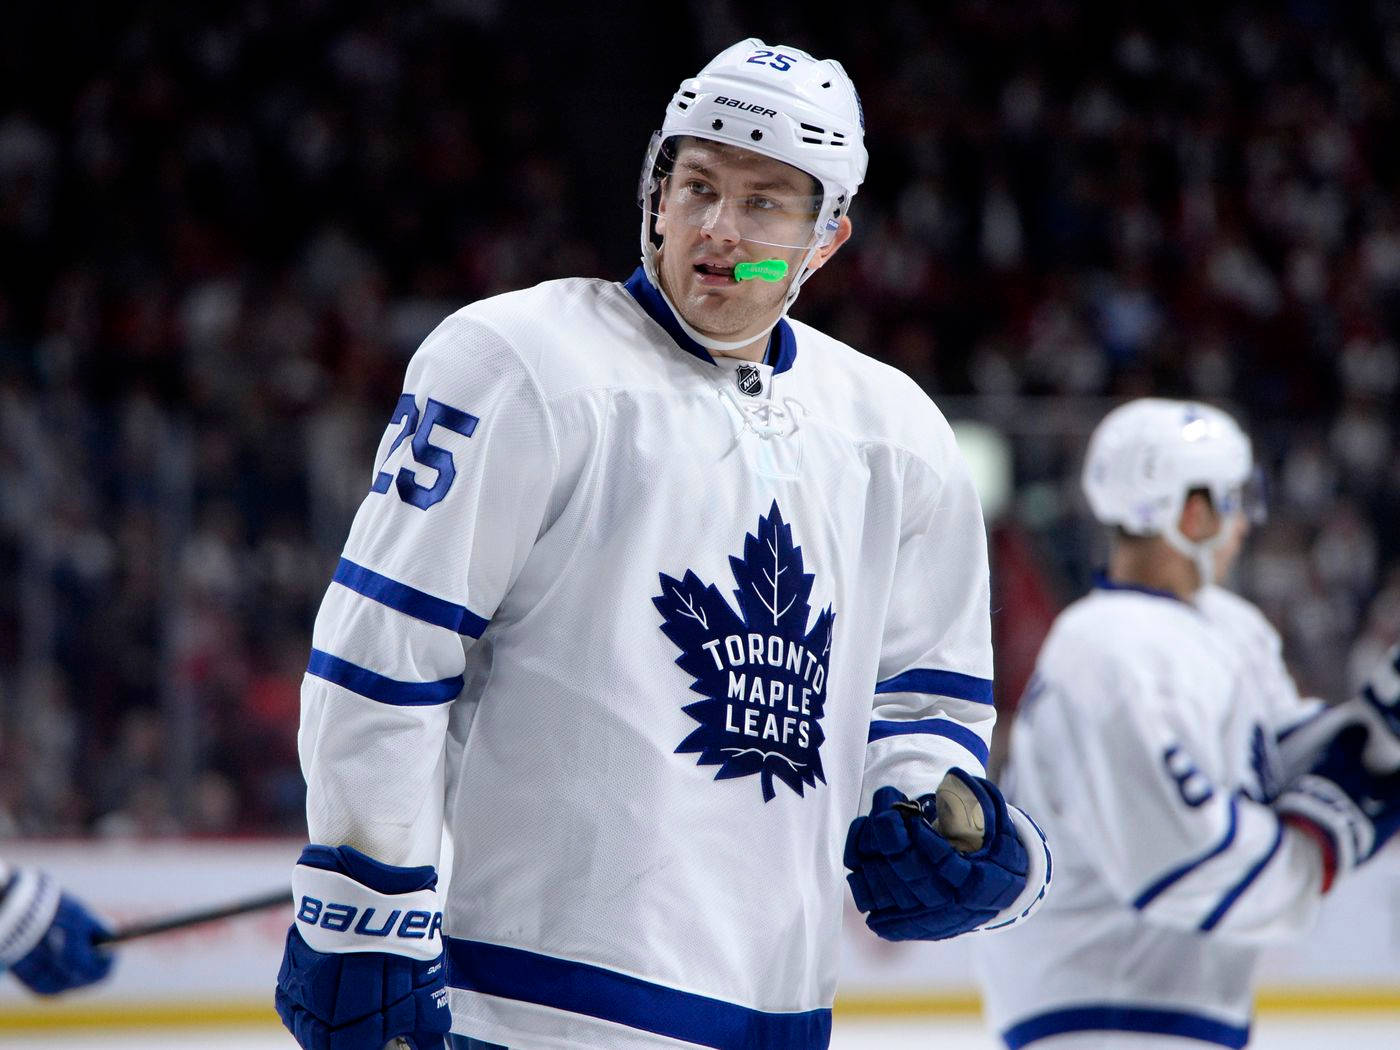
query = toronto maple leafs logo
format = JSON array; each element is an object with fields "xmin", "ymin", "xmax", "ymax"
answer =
[{"xmin": 654, "ymin": 501, "xmax": 835, "ymax": 802}]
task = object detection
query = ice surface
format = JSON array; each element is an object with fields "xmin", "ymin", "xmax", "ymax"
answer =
[{"xmin": 2, "ymin": 1015, "xmax": 1398, "ymax": 1049}]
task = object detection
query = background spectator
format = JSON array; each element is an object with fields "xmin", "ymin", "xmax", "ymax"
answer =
[{"xmin": 1, "ymin": 0, "xmax": 1396, "ymax": 834}]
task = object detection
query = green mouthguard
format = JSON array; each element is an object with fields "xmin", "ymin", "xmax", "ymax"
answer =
[{"xmin": 733, "ymin": 259, "xmax": 789, "ymax": 282}]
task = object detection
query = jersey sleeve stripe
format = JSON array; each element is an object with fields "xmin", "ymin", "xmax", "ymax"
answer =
[
  {"xmin": 1275, "ymin": 707, "xmax": 1326, "ymax": 743},
  {"xmin": 306, "ymin": 648, "xmax": 464, "ymax": 706},
  {"xmin": 333, "ymin": 558, "xmax": 489, "ymax": 637},
  {"xmin": 874, "ymin": 668, "xmax": 994, "ymax": 705},
  {"xmin": 1001, "ymin": 1004, "xmax": 1250, "ymax": 1049},
  {"xmin": 1198, "ymin": 820, "xmax": 1286, "ymax": 932},
  {"xmin": 1132, "ymin": 795, "xmax": 1240, "ymax": 911},
  {"xmin": 445, "ymin": 936, "xmax": 832, "ymax": 1047},
  {"xmin": 866, "ymin": 718, "xmax": 990, "ymax": 765}
]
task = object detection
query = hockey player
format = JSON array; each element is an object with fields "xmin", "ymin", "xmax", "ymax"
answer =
[
  {"xmin": 274, "ymin": 38, "xmax": 1050, "ymax": 1050},
  {"xmin": 0, "ymin": 859, "xmax": 113, "ymax": 994},
  {"xmin": 975, "ymin": 398, "xmax": 1400, "ymax": 1049}
]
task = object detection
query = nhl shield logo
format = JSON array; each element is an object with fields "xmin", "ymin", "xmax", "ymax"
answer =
[{"xmin": 735, "ymin": 363, "xmax": 764, "ymax": 397}]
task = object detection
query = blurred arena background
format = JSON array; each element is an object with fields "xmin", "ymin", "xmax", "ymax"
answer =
[{"xmin": 1, "ymin": 0, "xmax": 1398, "ymax": 1042}]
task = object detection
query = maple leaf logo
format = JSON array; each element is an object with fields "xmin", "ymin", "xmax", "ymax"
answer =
[{"xmin": 654, "ymin": 501, "xmax": 835, "ymax": 802}]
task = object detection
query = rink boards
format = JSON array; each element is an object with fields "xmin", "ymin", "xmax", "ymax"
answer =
[{"xmin": 1, "ymin": 839, "xmax": 1397, "ymax": 1030}]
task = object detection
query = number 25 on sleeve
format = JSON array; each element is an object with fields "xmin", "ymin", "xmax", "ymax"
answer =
[{"xmin": 371, "ymin": 395, "xmax": 480, "ymax": 510}]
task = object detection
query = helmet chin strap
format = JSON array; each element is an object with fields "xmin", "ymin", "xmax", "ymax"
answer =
[
  {"xmin": 1161, "ymin": 517, "xmax": 1225, "ymax": 592},
  {"xmin": 637, "ymin": 172, "xmax": 838, "ymax": 354},
  {"xmin": 643, "ymin": 249, "xmax": 816, "ymax": 355},
  {"xmin": 642, "ymin": 251, "xmax": 767, "ymax": 352}
]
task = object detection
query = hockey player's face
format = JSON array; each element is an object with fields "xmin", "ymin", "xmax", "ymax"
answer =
[
  {"xmin": 655, "ymin": 141, "xmax": 821, "ymax": 341},
  {"xmin": 1212, "ymin": 508, "xmax": 1250, "ymax": 581}
]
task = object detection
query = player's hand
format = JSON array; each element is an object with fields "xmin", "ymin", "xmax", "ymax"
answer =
[
  {"xmin": 843, "ymin": 770, "xmax": 1030, "ymax": 941},
  {"xmin": 1356, "ymin": 643, "xmax": 1400, "ymax": 770},
  {"xmin": 1278, "ymin": 643, "xmax": 1400, "ymax": 777},
  {"xmin": 2, "ymin": 869, "xmax": 114, "ymax": 995},
  {"xmin": 275, "ymin": 845, "xmax": 451, "ymax": 1050},
  {"xmin": 1276, "ymin": 724, "xmax": 1400, "ymax": 889}
]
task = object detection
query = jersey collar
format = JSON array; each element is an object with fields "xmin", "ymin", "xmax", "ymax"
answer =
[
  {"xmin": 1091, "ymin": 570, "xmax": 1191, "ymax": 605},
  {"xmin": 624, "ymin": 267, "xmax": 797, "ymax": 375}
]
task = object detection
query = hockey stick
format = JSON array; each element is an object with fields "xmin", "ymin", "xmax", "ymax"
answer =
[{"xmin": 93, "ymin": 887, "xmax": 293, "ymax": 945}]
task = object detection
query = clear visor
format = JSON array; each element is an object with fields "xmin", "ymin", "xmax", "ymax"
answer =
[
  {"xmin": 639, "ymin": 134, "xmax": 831, "ymax": 251},
  {"xmin": 1217, "ymin": 467, "xmax": 1269, "ymax": 526}
]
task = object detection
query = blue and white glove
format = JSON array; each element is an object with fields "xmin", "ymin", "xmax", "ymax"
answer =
[
  {"xmin": 0, "ymin": 865, "xmax": 113, "ymax": 995},
  {"xmin": 844, "ymin": 770, "xmax": 1039, "ymax": 941},
  {"xmin": 1357, "ymin": 643, "xmax": 1400, "ymax": 770},
  {"xmin": 276, "ymin": 845, "xmax": 451, "ymax": 1050},
  {"xmin": 1276, "ymin": 724, "xmax": 1400, "ymax": 891},
  {"xmin": 1278, "ymin": 643, "xmax": 1400, "ymax": 778}
]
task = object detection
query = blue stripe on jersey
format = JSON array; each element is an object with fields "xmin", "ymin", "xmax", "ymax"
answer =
[
  {"xmin": 1275, "ymin": 707, "xmax": 1325, "ymax": 744},
  {"xmin": 333, "ymin": 558, "xmax": 489, "ymax": 638},
  {"xmin": 1002, "ymin": 1005, "xmax": 1249, "ymax": 1049},
  {"xmin": 1091, "ymin": 570, "xmax": 1191, "ymax": 606},
  {"xmin": 445, "ymin": 937, "xmax": 831, "ymax": 1049},
  {"xmin": 1199, "ymin": 819, "xmax": 1285, "ymax": 931},
  {"xmin": 306, "ymin": 649, "xmax": 463, "ymax": 706},
  {"xmin": 770, "ymin": 322, "xmax": 797, "ymax": 374},
  {"xmin": 874, "ymin": 668, "xmax": 995, "ymax": 705},
  {"xmin": 1132, "ymin": 795, "xmax": 1239, "ymax": 911},
  {"xmin": 866, "ymin": 718, "xmax": 990, "ymax": 766},
  {"xmin": 623, "ymin": 267, "xmax": 798, "ymax": 376}
]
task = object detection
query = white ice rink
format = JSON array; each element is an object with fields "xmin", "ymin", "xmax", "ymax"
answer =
[{"xmin": 4, "ymin": 1014, "xmax": 1400, "ymax": 1049}]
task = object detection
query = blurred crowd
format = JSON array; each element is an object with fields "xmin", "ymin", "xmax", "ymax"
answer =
[{"xmin": 0, "ymin": 1, "xmax": 1397, "ymax": 837}]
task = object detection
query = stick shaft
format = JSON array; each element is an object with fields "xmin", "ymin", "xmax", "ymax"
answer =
[{"xmin": 95, "ymin": 888, "xmax": 292, "ymax": 945}]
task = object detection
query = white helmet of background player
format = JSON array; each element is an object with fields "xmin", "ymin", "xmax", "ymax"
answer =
[
  {"xmin": 638, "ymin": 39, "xmax": 868, "ymax": 333},
  {"xmin": 1082, "ymin": 398, "xmax": 1263, "ymax": 585}
]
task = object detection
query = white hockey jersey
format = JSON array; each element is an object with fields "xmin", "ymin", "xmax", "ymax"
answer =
[
  {"xmin": 975, "ymin": 580, "xmax": 1325, "ymax": 1049},
  {"xmin": 298, "ymin": 268, "xmax": 1049, "ymax": 1049}
]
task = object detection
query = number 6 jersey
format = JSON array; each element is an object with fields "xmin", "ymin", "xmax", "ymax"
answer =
[{"xmin": 975, "ymin": 581, "xmax": 1325, "ymax": 1050}]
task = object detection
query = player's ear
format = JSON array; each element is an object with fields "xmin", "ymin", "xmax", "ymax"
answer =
[
  {"xmin": 1179, "ymin": 489, "xmax": 1219, "ymax": 542},
  {"xmin": 805, "ymin": 216, "xmax": 853, "ymax": 272}
]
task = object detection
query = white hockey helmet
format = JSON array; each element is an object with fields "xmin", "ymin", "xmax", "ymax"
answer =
[
  {"xmin": 639, "ymin": 39, "xmax": 867, "ymax": 316},
  {"xmin": 1082, "ymin": 398, "xmax": 1259, "ymax": 581}
]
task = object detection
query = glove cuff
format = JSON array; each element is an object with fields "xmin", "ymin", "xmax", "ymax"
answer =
[
  {"xmin": 292, "ymin": 846, "xmax": 443, "ymax": 961},
  {"xmin": 1276, "ymin": 774, "xmax": 1371, "ymax": 875},
  {"xmin": 1282, "ymin": 813, "xmax": 1338, "ymax": 893},
  {"xmin": 0, "ymin": 868, "xmax": 61, "ymax": 968},
  {"xmin": 980, "ymin": 805, "xmax": 1052, "ymax": 932}
]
